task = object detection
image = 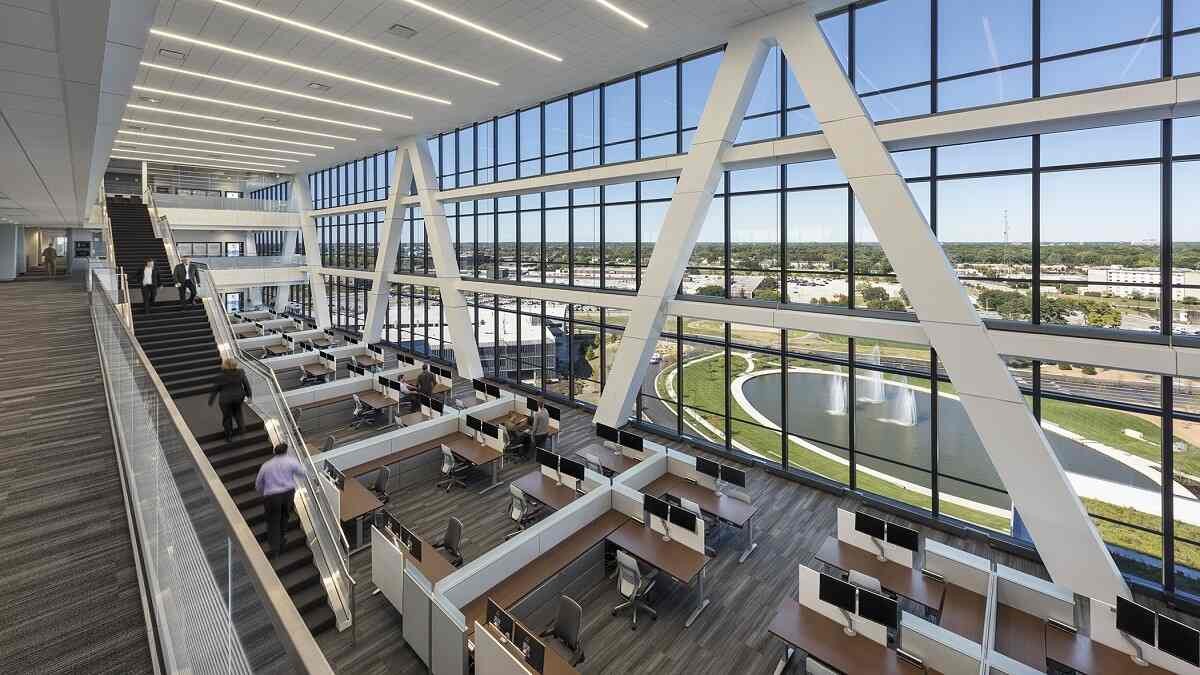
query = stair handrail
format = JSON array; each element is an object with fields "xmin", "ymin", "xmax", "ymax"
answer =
[
  {"xmin": 145, "ymin": 190, "xmax": 180, "ymax": 269},
  {"xmin": 193, "ymin": 264, "xmax": 355, "ymax": 629},
  {"xmin": 99, "ymin": 188, "xmax": 135, "ymax": 330}
]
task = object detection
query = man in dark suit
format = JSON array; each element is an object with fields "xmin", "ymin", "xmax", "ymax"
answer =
[
  {"xmin": 173, "ymin": 256, "xmax": 198, "ymax": 306},
  {"xmin": 417, "ymin": 365, "xmax": 435, "ymax": 397}
]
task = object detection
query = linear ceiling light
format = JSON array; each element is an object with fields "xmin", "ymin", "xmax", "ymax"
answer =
[
  {"xmin": 207, "ymin": 0, "xmax": 500, "ymax": 86},
  {"xmin": 126, "ymin": 104, "xmax": 357, "ymax": 141},
  {"xmin": 132, "ymin": 85, "xmax": 387, "ymax": 130},
  {"xmin": 139, "ymin": 62, "xmax": 414, "ymax": 119},
  {"xmin": 394, "ymin": 0, "xmax": 562, "ymax": 62},
  {"xmin": 122, "ymin": 118, "xmax": 335, "ymax": 149},
  {"xmin": 111, "ymin": 155, "xmax": 289, "ymax": 173},
  {"xmin": 107, "ymin": 148, "xmax": 286, "ymax": 169},
  {"xmin": 591, "ymin": 0, "xmax": 648, "ymax": 28},
  {"xmin": 150, "ymin": 28, "xmax": 452, "ymax": 104},
  {"xmin": 113, "ymin": 140, "xmax": 298, "ymax": 163},
  {"xmin": 117, "ymin": 129, "xmax": 316, "ymax": 156}
]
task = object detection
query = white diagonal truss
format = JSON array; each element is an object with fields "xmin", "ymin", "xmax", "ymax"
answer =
[{"xmin": 291, "ymin": 176, "xmax": 332, "ymax": 328}]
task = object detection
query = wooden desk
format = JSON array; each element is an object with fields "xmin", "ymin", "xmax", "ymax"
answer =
[
  {"xmin": 341, "ymin": 478, "xmax": 382, "ymax": 550},
  {"xmin": 358, "ymin": 390, "xmax": 398, "ymax": 426},
  {"xmin": 939, "ymin": 584, "xmax": 986, "ymax": 644},
  {"xmin": 344, "ymin": 433, "xmax": 457, "ymax": 479},
  {"xmin": 768, "ymin": 597, "xmax": 922, "ymax": 675},
  {"xmin": 574, "ymin": 443, "xmax": 639, "ymax": 476},
  {"xmin": 398, "ymin": 529, "xmax": 458, "ymax": 585},
  {"xmin": 266, "ymin": 343, "xmax": 289, "ymax": 356},
  {"xmin": 355, "ymin": 353, "xmax": 383, "ymax": 369},
  {"xmin": 482, "ymin": 619, "xmax": 580, "ymax": 675},
  {"xmin": 445, "ymin": 433, "xmax": 505, "ymax": 494},
  {"xmin": 232, "ymin": 322, "xmax": 259, "ymax": 336},
  {"xmin": 512, "ymin": 470, "xmax": 579, "ymax": 511},
  {"xmin": 1044, "ymin": 623, "xmax": 1173, "ymax": 675},
  {"xmin": 645, "ymin": 472, "xmax": 758, "ymax": 563},
  {"xmin": 310, "ymin": 337, "xmax": 334, "ymax": 348},
  {"xmin": 464, "ymin": 510, "xmax": 629, "ymax": 632},
  {"xmin": 606, "ymin": 520, "xmax": 710, "ymax": 627},
  {"xmin": 302, "ymin": 363, "xmax": 333, "ymax": 378},
  {"xmin": 816, "ymin": 537, "xmax": 945, "ymax": 610},
  {"xmin": 993, "ymin": 604, "xmax": 1046, "ymax": 671},
  {"xmin": 495, "ymin": 411, "xmax": 529, "ymax": 429}
]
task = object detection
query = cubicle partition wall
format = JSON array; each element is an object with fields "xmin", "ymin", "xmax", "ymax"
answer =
[
  {"xmin": 797, "ymin": 563, "xmax": 888, "ymax": 645},
  {"xmin": 835, "ymin": 508, "xmax": 915, "ymax": 568},
  {"xmin": 1089, "ymin": 598, "xmax": 1200, "ymax": 674},
  {"xmin": 899, "ymin": 612, "xmax": 985, "ymax": 674}
]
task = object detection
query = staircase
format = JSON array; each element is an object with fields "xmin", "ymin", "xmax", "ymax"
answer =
[{"xmin": 107, "ymin": 196, "xmax": 337, "ymax": 639}]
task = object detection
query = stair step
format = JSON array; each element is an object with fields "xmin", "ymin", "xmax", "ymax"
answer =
[
  {"xmin": 148, "ymin": 351, "xmax": 220, "ymax": 369},
  {"xmin": 197, "ymin": 423, "xmax": 266, "ymax": 446},
  {"xmin": 269, "ymin": 540, "xmax": 317, "ymax": 577},
  {"xmin": 213, "ymin": 451, "xmax": 272, "ymax": 479}
]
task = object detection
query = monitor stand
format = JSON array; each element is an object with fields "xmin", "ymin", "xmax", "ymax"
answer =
[
  {"xmin": 662, "ymin": 520, "xmax": 672, "ymax": 543},
  {"xmin": 840, "ymin": 609, "xmax": 857, "ymax": 637},
  {"xmin": 871, "ymin": 537, "xmax": 888, "ymax": 563},
  {"xmin": 1120, "ymin": 633, "xmax": 1150, "ymax": 667},
  {"xmin": 556, "ymin": 471, "xmax": 563, "ymax": 487}
]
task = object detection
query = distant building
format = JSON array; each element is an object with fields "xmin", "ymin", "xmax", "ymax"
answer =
[{"xmin": 1086, "ymin": 266, "xmax": 1200, "ymax": 298}]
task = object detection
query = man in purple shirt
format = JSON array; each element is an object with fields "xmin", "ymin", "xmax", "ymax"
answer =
[{"xmin": 255, "ymin": 442, "xmax": 307, "ymax": 560}]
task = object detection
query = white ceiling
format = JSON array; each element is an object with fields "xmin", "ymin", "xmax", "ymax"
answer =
[
  {"xmin": 0, "ymin": 0, "xmax": 156, "ymax": 227},
  {"xmin": 124, "ymin": 0, "xmax": 804, "ymax": 177}
]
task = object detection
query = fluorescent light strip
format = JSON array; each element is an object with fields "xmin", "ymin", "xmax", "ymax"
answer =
[
  {"xmin": 127, "ymin": 104, "xmax": 356, "ymax": 141},
  {"xmin": 139, "ymin": 62, "xmax": 415, "ymax": 119},
  {"xmin": 108, "ymin": 148, "xmax": 286, "ymax": 169},
  {"xmin": 133, "ymin": 85, "xmax": 388, "ymax": 130},
  {"xmin": 150, "ymin": 28, "xmax": 452, "ymax": 105},
  {"xmin": 114, "ymin": 140, "xmax": 298, "ymax": 163},
  {"xmin": 396, "ymin": 0, "xmax": 562, "ymax": 61},
  {"xmin": 112, "ymin": 155, "xmax": 288, "ymax": 173},
  {"xmin": 122, "ymin": 118, "xmax": 334, "ymax": 149},
  {"xmin": 591, "ymin": 0, "xmax": 648, "ymax": 28},
  {"xmin": 206, "ymin": 0, "xmax": 499, "ymax": 86},
  {"xmin": 117, "ymin": 130, "xmax": 316, "ymax": 157}
]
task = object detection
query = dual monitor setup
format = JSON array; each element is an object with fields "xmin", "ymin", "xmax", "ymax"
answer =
[
  {"xmin": 536, "ymin": 448, "xmax": 586, "ymax": 488},
  {"xmin": 375, "ymin": 375, "xmax": 446, "ymax": 414},
  {"xmin": 693, "ymin": 455, "xmax": 748, "ymax": 490},
  {"xmin": 642, "ymin": 493, "xmax": 699, "ymax": 542},
  {"xmin": 374, "ymin": 511, "xmax": 421, "ymax": 561},
  {"xmin": 321, "ymin": 460, "xmax": 345, "ymax": 490},
  {"xmin": 1117, "ymin": 595, "xmax": 1200, "ymax": 666},
  {"xmin": 595, "ymin": 422, "xmax": 643, "ymax": 453},
  {"xmin": 464, "ymin": 414, "xmax": 500, "ymax": 440},
  {"xmin": 472, "ymin": 379, "xmax": 502, "ymax": 399},
  {"xmin": 853, "ymin": 511, "xmax": 920, "ymax": 557},
  {"xmin": 486, "ymin": 598, "xmax": 545, "ymax": 674},
  {"xmin": 818, "ymin": 571, "xmax": 900, "ymax": 634}
]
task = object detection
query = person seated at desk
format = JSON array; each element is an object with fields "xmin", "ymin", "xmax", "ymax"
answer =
[
  {"xmin": 397, "ymin": 375, "xmax": 418, "ymax": 414},
  {"xmin": 504, "ymin": 420, "xmax": 531, "ymax": 459}
]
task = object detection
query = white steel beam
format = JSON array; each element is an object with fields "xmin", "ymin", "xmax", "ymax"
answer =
[
  {"xmin": 361, "ymin": 145, "xmax": 407, "ymax": 342},
  {"xmin": 275, "ymin": 229, "xmax": 299, "ymax": 313},
  {"xmin": 291, "ymin": 177, "xmax": 332, "ymax": 328},
  {"xmin": 774, "ymin": 4, "xmax": 1126, "ymax": 601}
]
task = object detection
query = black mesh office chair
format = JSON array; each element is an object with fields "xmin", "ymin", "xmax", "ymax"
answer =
[
  {"xmin": 371, "ymin": 466, "xmax": 390, "ymax": 504},
  {"xmin": 434, "ymin": 516, "xmax": 465, "ymax": 567},
  {"xmin": 540, "ymin": 595, "xmax": 585, "ymax": 666}
]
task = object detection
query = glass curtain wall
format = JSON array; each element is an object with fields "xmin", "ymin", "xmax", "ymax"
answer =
[
  {"xmin": 316, "ymin": 211, "xmax": 382, "ymax": 270},
  {"xmin": 248, "ymin": 181, "xmax": 289, "ymax": 202},
  {"xmin": 324, "ymin": 275, "xmax": 370, "ymax": 335},
  {"xmin": 382, "ymin": 283, "xmax": 452, "ymax": 362},
  {"xmin": 308, "ymin": 149, "xmax": 397, "ymax": 210}
]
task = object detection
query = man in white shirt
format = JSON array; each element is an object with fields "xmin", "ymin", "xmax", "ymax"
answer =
[
  {"xmin": 140, "ymin": 258, "xmax": 158, "ymax": 314},
  {"xmin": 397, "ymin": 376, "xmax": 418, "ymax": 413}
]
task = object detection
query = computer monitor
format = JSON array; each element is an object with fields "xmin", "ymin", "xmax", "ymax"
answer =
[
  {"xmin": 546, "ymin": 405, "xmax": 560, "ymax": 421},
  {"xmin": 526, "ymin": 398, "xmax": 540, "ymax": 411},
  {"xmin": 486, "ymin": 598, "xmax": 513, "ymax": 641},
  {"xmin": 855, "ymin": 512, "xmax": 888, "ymax": 540},
  {"xmin": 1158, "ymin": 614, "xmax": 1200, "ymax": 666},
  {"xmin": 389, "ymin": 380, "xmax": 402, "ymax": 392},
  {"xmin": 400, "ymin": 526, "xmax": 422, "ymax": 561},
  {"xmin": 619, "ymin": 431, "xmax": 643, "ymax": 452},
  {"xmin": 466, "ymin": 415, "xmax": 482, "ymax": 432},
  {"xmin": 856, "ymin": 588, "xmax": 899, "ymax": 629},
  {"xmin": 377, "ymin": 375, "xmax": 388, "ymax": 386},
  {"xmin": 885, "ymin": 523, "xmax": 920, "ymax": 552},
  {"xmin": 695, "ymin": 457, "xmax": 720, "ymax": 480},
  {"xmin": 1116, "ymin": 596, "xmax": 1157, "ymax": 645},
  {"xmin": 486, "ymin": 384, "xmax": 501, "ymax": 397},
  {"xmin": 473, "ymin": 379, "xmax": 486, "ymax": 393},
  {"xmin": 430, "ymin": 399, "xmax": 444, "ymax": 414},
  {"xmin": 481, "ymin": 422, "xmax": 499, "ymax": 438},
  {"xmin": 818, "ymin": 573, "xmax": 856, "ymax": 613},
  {"xmin": 668, "ymin": 505, "xmax": 698, "ymax": 534},
  {"xmin": 513, "ymin": 622, "xmax": 544, "ymax": 674},
  {"xmin": 643, "ymin": 493, "xmax": 669, "ymax": 520},
  {"xmin": 537, "ymin": 448, "xmax": 559, "ymax": 470},
  {"xmin": 596, "ymin": 423, "xmax": 620, "ymax": 443},
  {"xmin": 560, "ymin": 457, "xmax": 586, "ymax": 482},
  {"xmin": 719, "ymin": 465, "xmax": 748, "ymax": 489}
]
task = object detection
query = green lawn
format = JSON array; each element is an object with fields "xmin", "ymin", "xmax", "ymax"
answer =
[{"xmin": 1040, "ymin": 397, "xmax": 1200, "ymax": 477}]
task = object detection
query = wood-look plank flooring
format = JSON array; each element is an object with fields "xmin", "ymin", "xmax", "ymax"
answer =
[{"xmin": 0, "ymin": 280, "xmax": 153, "ymax": 673}]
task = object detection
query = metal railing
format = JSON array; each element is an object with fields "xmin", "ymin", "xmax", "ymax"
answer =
[
  {"xmin": 153, "ymin": 193, "xmax": 297, "ymax": 213},
  {"xmin": 193, "ymin": 255, "xmax": 307, "ymax": 270},
  {"xmin": 97, "ymin": 186, "xmax": 135, "ymax": 329},
  {"xmin": 90, "ymin": 269, "xmax": 334, "ymax": 674},
  {"xmin": 194, "ymin": 264, "xmax": 355, "ymax": 630}
]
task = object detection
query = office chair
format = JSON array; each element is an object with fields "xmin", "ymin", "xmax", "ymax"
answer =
[
  {"xmin": 848, "ymin": 570, "xmax": 883, "ymax": 594},
  {"xmin": 540, "ymin": 594, "xmax": 585, "ymax": 666},
  {"xmin": 321, "ymin": 435, "xmax": 336, "ymax": 453},
  {"xmin": 582, "ymin": 453, "xmax": 603, "ymax": 475},
  {"xmin": 434, "ymin": 516, "xmax": 465, "ymax": 567},
  {"xmin": 612, "ymin": 550, "xmax": 657, "ymax": 630},
  {"xmin": 437, "ymin": 445, "xmax": 470, "ymax": 492},
  {"xmin": 371, "ymin": 466, "xmax": 390, "ymax": 504},
  {"xmin": 504, "ymin": 485, "xmax": 543, "ymax": 540},
  {"xmin": 680, "ymin": 497, "xmax": 719, "ymax": 558},
  {"xmin": 350, "ymin": 394, "xmax": 380, "ymax": 429},
  {"xmin": 805, "ymin": 656, "xmax": 841, "ymax": 675}
]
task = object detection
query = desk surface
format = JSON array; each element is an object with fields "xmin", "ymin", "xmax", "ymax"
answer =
[
  {"xmin": 310, "ymin": 337, "xmax": 334, "ymax": 347},
  {"xmin": 939, "ymin": 584, "xmax": 986, "ymax": 644},
  {"xmin": 606, "ymin": 520, "xmax": 707, "ymax": 584},
  {"xmin": 232, "ymin": 323, "xmax": 259, "ymax": 336},
  {"xmin": 445, "ymin": 432, "xmax": 501, "ymax": 467},
  {"xmin": 575, "ymin": 443, "xmax": 639, "ymax": 475},
  {"xmin": 355, "ymin": 354, "xmax": 382, "ymax": 367},
  {"xmin": 769, "ymin": 598, "xmax": 922, "ymax": 675},
  {"xmin": 644, "ymin": 472, "xmax": 755, "ymax": 527},
  {"xmin": 512, "ymin": 470, "xmax": 579, "ymax": 511},
  {"xmin": 266, "ymin": 344, "xmax": 289, "ymax": 356},
  {"xmin": 993, "ymin": 604, "xmax": 1046, "ymax": 671},
  {"xmin": 482, "ymin": 620, "xmax": 580, "ymax": 675},
  {"xmin": 341, "ymin": 478, "xmax": 382, "ymax": 522},
  {"xmin": 495, "ymin": 411, "xmax": 528, "ymax": 428},
  {"xmin": 816, "ymin": 537, "xmax": 945, "ymax": 610},
  {"xmin": 380, "ymin": 525, "xmax": 458, "ymax": 584},
  {"xmin": 357, "ymin": 391, "xmax": 395, "ymax": 409},
  {"xmin": 1044, "ymin": 624, "xmax": 1173, "ymax": 675},
  {"xmin": 464, "ymin": 510, "xmax": 629, "ymax": 632},
  {"xmin": 302, "ymin": 363, "xmax": 333, "ymax": 377},
  {"xmin": 344, "ymin": 433, "xmax": 455, "ymax": 478}
]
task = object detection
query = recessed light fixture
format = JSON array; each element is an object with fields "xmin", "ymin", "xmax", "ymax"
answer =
[
  {"xmin": 122, "ymin": 117, "xmax": 336, "ymax": 149},
  {"xmin": 139, "ymin": 96, "xmax": 161, "ymax": 104},
  {"xmin": 158, "ymin": 47, "xmax": 187, "ymax": 61},
  {"xmin": 108, "ymin": 148, "xmax": 286, "ymax": 169},
  {"xmin": 112, "ymin": 155, "xmax": 287, "ymax": 173},
  {"xmin": 387, "ymin": 23, "xmax": 418, "ymax": 39},
  {"xmin": 118, "ymin": 130, "xmax": 317, "ymax": 157},
  {"xmin": 131, "ymin": 85, "xmax": 384, "ymax": 131},
  {"xmin": 150, "ymin": 28, "xmax": 454, "ymax": 104},
  {"xmin": 139, "ymin": 62, "xmax": 412, "ymax": 120},
  {"xmin": 114, "ymin": 140, "xmax": 299, "ymax": 163},
  {"xmin": 591, "ymin": 0, "xmax": 649, "ymax": 29},
  {"xmin": 126, "ymin": 104, "xmax": 358, "ymax": 141},
  {"xmin": 395, "ymin": 0, "xmax": 562, "ymax": 62},
  {"xmin": 207, "ymin": 0, "xmax": 497, "ymax": 86},
  {"xmin": 307, "ymin": 82, "xmax": 330, "ymax": 92}
]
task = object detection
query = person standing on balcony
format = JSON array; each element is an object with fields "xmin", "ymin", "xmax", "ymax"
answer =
[
  {"xmin": 255, "ymin": 442, "xmax": 306, "ymax": 560},
  {"xmin": 140, "ymin": 258, "xmax": 158, "ymax": 313},
  {"xmin": 173, "ymin": 255, "xmax": 198, "ymax": 306},
  {"xmin": 208, "ymin": 359, "xmax": 251, "ymax": 443}
]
